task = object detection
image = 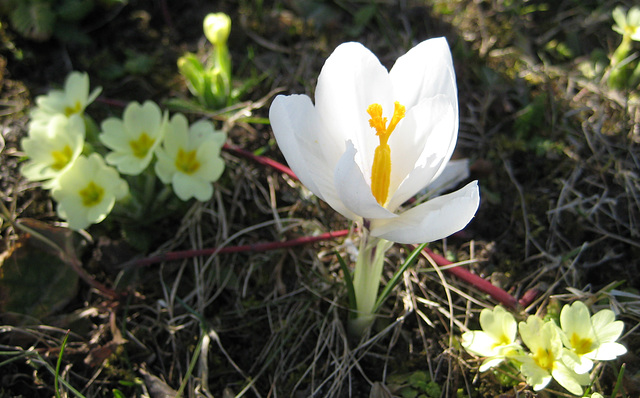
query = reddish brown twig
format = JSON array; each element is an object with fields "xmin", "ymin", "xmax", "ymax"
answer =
[
  {"xmin": 223, "ymin": 144, "xmax": 297, "ymax": 180},
  {"xmin": 420, "ymin": 247, "xmax": 520, "ymax": 309},
  {"xmin": 128, "ymin": 229, "xmax": 350, "ymax": 268}
]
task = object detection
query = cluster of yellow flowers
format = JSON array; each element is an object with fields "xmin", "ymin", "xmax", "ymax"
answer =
[
  {"xmin": 461, "ymin": 302, "xmax": 627, "ymax": 396},
  {"xmin": 20, "ymin": 72, "xmax": 226, "ymax": 230}
]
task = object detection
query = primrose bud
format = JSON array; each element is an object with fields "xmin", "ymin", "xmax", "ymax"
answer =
[{"xmin": 203, "ymin": 13, "xmax": 231, "ymax": 46}]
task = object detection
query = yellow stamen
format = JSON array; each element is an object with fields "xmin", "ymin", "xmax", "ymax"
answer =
[
  {"xmin": 570, "ymin": 333, "xmax": 594, "ymax": 355},
  {"xmin": 175, "ymin": 148, "xmax": 200, "ymax": 174},
  {"xmin": 79, "ymin": 181, "xmax": 105, "ymax": 207},
  {"xmin": 64, "ymin": 101, "xmax": 83, "ymax": 116},
  {"xmin": 50, "ymin": 145, "xmax": 73, "ymax": 170},
  {"xmin": 129, "ymin": 132, "xmax": 155, "ymax": 159},
  {"xmin": 367, "ymin": 101, "xmax": 405, "ymax": 206}
]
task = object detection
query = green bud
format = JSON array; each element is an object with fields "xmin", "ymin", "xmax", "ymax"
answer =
[
  {"xmin": 177, "ymin": 53, "xmax": 205, "ymax": 97},
  {"xmin": 203, "ymin": 13, "xmax": 231, "ymax": 47}
]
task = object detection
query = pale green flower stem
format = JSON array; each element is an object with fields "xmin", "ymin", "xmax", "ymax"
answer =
[
  {"xmin": 608, "ymin": 34, "xmax": 633, "ymax": 88},
  {"xmin": 349, "ymin": 228, "xmax": 394, "ymax": 336}
]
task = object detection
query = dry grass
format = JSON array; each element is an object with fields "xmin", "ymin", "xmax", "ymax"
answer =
[{"xmin": 1, "ymin": 0, "xmax": 639, "ymax": 397}]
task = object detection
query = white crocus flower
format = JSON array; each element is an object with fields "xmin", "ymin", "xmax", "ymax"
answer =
[
  {"xmin": 517, "ymin": 316, "xmax": 590, "ymax": 396},
  {"xmin": 30, "ymin": 71, "xmax": 101, "ymax": 127},
  {"xmin": 154, "ymin": 114, "xmax": 226, "ymax": 201},
  {"xmin": 21, "ymin": 114, "xmax": 85, "ymax": 187},
  {"xmin": 461, "ymin": 306, "xmax": 522, "ymax": 371},
  {"xmin": 52, "ymin": 154, "xmax": 129, "ymax": 231},
  {"xmin": 99, "ymin": 101, "xmax": 167, "ymax": 175},
  {"xmin": 269, "ymin": 38, "xmax": 479, "ymax": 244},
  {"xmin": 559, "ymin": 301, "xmax": 627, "ymax": 374}
]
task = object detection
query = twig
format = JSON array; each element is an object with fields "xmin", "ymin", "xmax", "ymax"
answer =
[
  {"xmin": 129, "ymin": 229, "xmax": 350, "ymax": 268},
  {"xmin": 223, "ymin": 144, "xmax": 297, "ymax": 180},
  {"xmin": 420, "ymin": 247, "xmax": 520, "ymax": 310}
]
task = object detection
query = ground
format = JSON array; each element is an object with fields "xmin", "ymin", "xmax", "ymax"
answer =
[{"xmin": 0, "ymin": 0, "xmax": 639, "ymax": 397}]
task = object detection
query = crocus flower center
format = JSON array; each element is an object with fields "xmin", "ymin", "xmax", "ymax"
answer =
[
  {"xmin": 175, "ymin": 148, "xmax": 200, "ymax": 174},
  {"xmin": 367, "ymin": 101, "xmax": 405, "ymax": 206},
  {"xmin": 129, "ymin": 132, "xmax": 155, "ymax": 159},
  {"xmin": 570, "ymin": 333, "xmax": 594, "ymax": 355},
  {"xmin": 79, "ymin": 181, "xmax": 105, "ymax": 207},
  {"xmin": 64, "ymin": 101, "xmax": 83, "ymax": 116},
  {"xmin": 51, "ymin": 145, "xmax": 74, "ymax": 171},
  {"xmin": 533, "ymin": 347, "xmax": 555, "ymax": 371}
]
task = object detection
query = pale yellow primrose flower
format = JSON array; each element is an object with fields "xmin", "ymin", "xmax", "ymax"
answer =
[
  {"xmin": 30, "ymin": 71, "xmax": 101, "ymax": 127},
  {"xmin": 517, "ymin": 315, "xmax": 590, "ymax": 396},
  {"xmin": 269, "ymin": 38, "xmax": 479, "ymax": 244},
  {"xmin": 99, "ymin": 101, "xmax": 167, "ymax": 175},
  {"xmin": 559, "ymin": 301, "xmax": 627, "ymax": 374},
  {"xmin": 461, "ymin": 306, "xmax": 522, "ymax": 371},
  {"xmin": 613, "ymin": 6, "xmax": 640, "ymax": 41},
  {"xmin": 21, "ymin": 114, "xmax": 85, "ymax": 187},
  {"xmin": 203, "ymin": 12, "xmax": 231, "ymax": 46},
  {"xmin": 154, "ymin": 114, "xmax": 226, "ymax": 201},
  {"xmin": 52, "ymin": 153, "xmax": 129, "ymax": 231}
]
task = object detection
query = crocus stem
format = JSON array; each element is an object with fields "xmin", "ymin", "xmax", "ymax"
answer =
[{"xmin": 349, "ymin": 230, "xmax": 393, "ymax": 335}]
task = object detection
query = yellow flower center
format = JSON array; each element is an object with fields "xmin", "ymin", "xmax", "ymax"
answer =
[
  {"xmin": 51, "ymin": 145, "xmax": 74, "ymax": 170},
  {"xmin": 64, "ymin": 101, "xmax": 83, "ymax": 116},
  {"xmin": 570, "ymin": 333, "xmax": 594, "ymax": 355},
  {"xmin": 129, "ymin": 132, "xmax": 155, "ymax": 159},
  {"xmin": 491, "ymin": 333, "xmax": 512, "ymax": 350},
  {"xmin": 533, "ymin": 347, "xmax": 555, "ymax": 371},
  {"xmin": 79, "ymin": 181, "xmax": 105, "ymax": 207},
  {"xmin": 175, "ymin": 148, "xmax": 200, "ymax": 174},
  {"xmin": 367, "ymin": 101, "xmax": 405, "ymax": 206}
]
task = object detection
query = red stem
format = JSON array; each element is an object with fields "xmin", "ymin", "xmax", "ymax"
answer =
[
  {"xmin": 420, "ymin": 247, "xmax": 520, "ymax": 309},
  {"xmin": 130, "ymin": 229, "xmax": 350, "ymax": 268},
  {"xmin": 223, "ymin": 144, "xmax": 298, "ymax": 180}
]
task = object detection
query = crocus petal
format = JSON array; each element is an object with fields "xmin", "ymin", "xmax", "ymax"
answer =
[
  {"xmin": 369, "ymin": 181, "xmax": 479, "ymax": 244},
  {"xmin": 334, "ymin": 141, "xmax": 396, "ymax": 219},
  {"xmin": 390, "ymin": 37, "xmax": 457, "ymax": 108},
  {"xmin": 390, "ymin": 37, "xmax": 458, "ymax": 182},
  {"xmin": 386, "ymin": 95, "xmax": 457, "ymax": 211},
  {"xmin": 422, "ymin": 159, "xmax": 470, "ymax": 197},
  {"xmin": 269, "ymin": 94, "xmax": 358, "ymax": 220},
  {"xmin": 314, "ymin": 41, "xmax": 394, "ymax": 172}
]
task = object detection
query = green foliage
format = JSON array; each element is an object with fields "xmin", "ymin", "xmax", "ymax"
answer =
[
  {"xmin": 388, "ymin": 371, "xmax": 442, "ymax": 398},
  {"xmin": 0, "ymin": 223, "xmax": 79, "ymax": 319},
  {"xmin": 0, "ymin": 0, "xmax": 124, "ymax": 43}
]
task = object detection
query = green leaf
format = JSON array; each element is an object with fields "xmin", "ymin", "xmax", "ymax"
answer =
[
  {"xmin": 0, "ymin": 220, "xmax": 79, "ymax": 319},
  {"xmin": 9, "ymin": 1, "xmax": 56, "ymax": 41},
  {"xmin": 374, "ymin": 243, "xmax": 427, "ymax": 313},
  {"xmin": 336, "ymin": 251, "xmax": 357, "ymax": 319},
  {"xmin": 56, "ymin": 0, "xmax": 94, "ymax": 21}
]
